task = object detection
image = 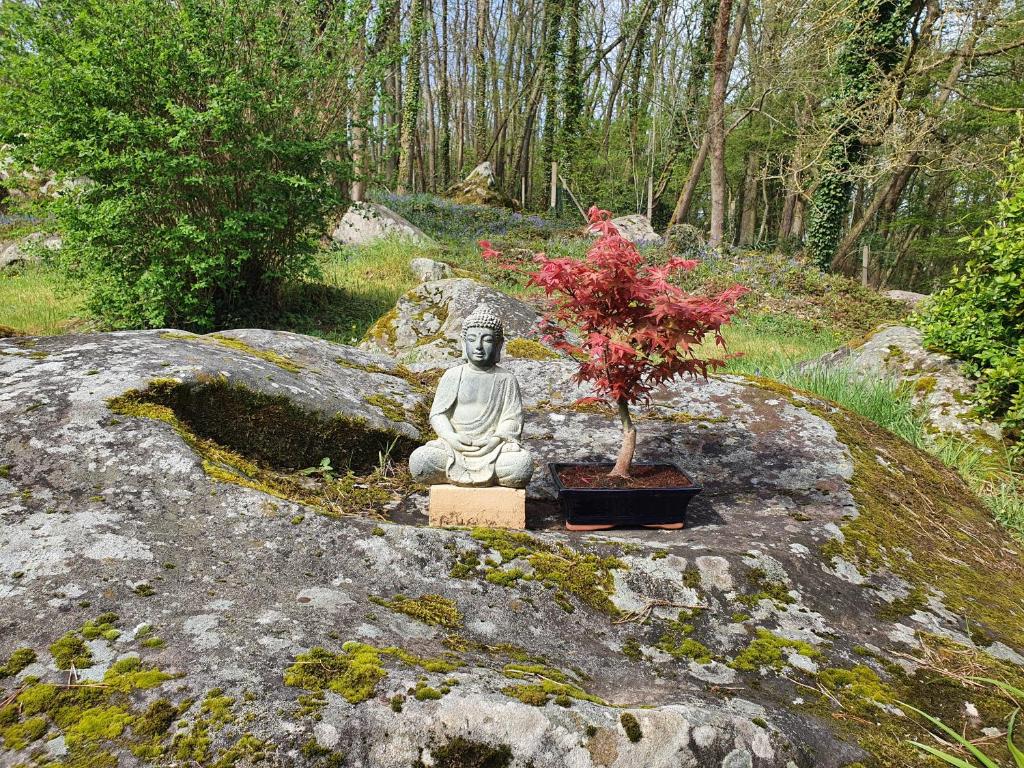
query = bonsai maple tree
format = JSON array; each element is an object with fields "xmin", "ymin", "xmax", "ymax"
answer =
[{"xmin": 482, "ymin": 207, "xmax": 746, "ymax": 478}]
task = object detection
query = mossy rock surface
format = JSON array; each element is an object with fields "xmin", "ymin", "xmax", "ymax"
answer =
[
  {"xmin": 1, "ymin": 332, "xmax": 1023, "ymax": 767},
  {"xmin": 808, "ymin": 324, "xmax": 1003, "ymax": 444},
  {"xmin": 360, "ymin": 277, "xmax": 563, "ymax": 369}
]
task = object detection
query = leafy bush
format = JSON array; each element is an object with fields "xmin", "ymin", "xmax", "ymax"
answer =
[
  {"xmin": 915, "ymin": 152, "xmax": 1024, "ymax": 445},
  {"xmin": 0, "ymin": 0, "xmax": 354, "ymax": 330}
]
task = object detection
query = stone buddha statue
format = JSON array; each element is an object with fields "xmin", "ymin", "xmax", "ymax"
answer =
[{"xmin": 409, "ymin": 305, "xmax": 534, "ymax": 489}]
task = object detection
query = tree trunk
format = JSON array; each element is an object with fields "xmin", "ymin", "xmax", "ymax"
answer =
[
  {"xmin": 397, "ymin": 0, "xmax": 426, "ymax": 194},
  {"xmin": 707, "ymin": 0, "xmax": 734, "ymax": 247},
  {"xmin": 610, "ymin": 399, "xmax": 637, "ymax": 478},
  {"xmin": 473, "ymin": 0, "xmax": 488, "ymax": 161},
  {"xmin": 738, "ymin": 151, "xmax": 758, "ymax": 245}
]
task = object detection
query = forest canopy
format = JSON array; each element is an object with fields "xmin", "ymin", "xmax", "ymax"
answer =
[{"xmin": 1, "ymin": 0, "xmax": 1022, "ymax": 295}]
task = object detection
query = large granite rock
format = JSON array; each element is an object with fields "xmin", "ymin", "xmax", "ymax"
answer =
[
  {"xmin": 446, "ymin": 162, "xmax": 519, "ymax": 209},
  {"xmin": 809, "ymin": 324, "xmax": 1002, "ymax": 443},
  {"xmin": 361, "ymin": 277, "xmax": 560, "ymax": 369},
  {"xmin": 882, "ymin": 289, "xmax": 928, "ymax": 309},
  {"xmin": 2, "ymin": 329, "xmax": 1024, "ymax": 767},
  {"xmin": 331, "ymin": 201, "xmax": 436, "ymax": 248},
  {"xmin": 605, "ymin": 214, "xmax": 664, "ymax": 247},
  {"xmin": 409, "ymin": 257, "xmax": 453, "ymax": 283}
]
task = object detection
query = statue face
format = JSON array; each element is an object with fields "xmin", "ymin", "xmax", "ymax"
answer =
[{"xmin": 463, "ymin": 327, "xmax": 501, "ymax": 368}]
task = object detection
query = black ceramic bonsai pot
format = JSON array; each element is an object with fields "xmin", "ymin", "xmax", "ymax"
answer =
[{"xmin": 549, "ymin": 462, "xmax": 702, "ymax": 529}]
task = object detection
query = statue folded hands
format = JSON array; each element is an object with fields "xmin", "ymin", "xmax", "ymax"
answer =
[{"xmin": 409, "ymin": 304, "xmax": 534, "ymax": 489}]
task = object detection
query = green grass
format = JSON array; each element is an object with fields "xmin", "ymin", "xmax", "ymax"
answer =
[
  {"xmin": 271, "ymin": 238, "xmax": 438, "ymax": 343},
  {"xmin": 0, "ymin": 261, "xmax": 86, "ymax": 335},
  {"xmin": 710, "ymin": 314, "xmax": 844, "ymax": 377}
]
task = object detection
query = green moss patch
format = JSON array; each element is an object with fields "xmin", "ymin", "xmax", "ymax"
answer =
[
  {"xmin": 505, "ymin": 338, "xmax": 558, "ymax": 360},
  {"xmin": 365, "ymin": 393, "xmax": 408, "ymax": 423},
  {"xmin": 108, "ymin": 378, "xmax": 411, "ymax": 518},
  {"xmin": 283, "ymin": 643, "xmax": 387, "ymax": 704},
  {"xmin": 729, "ymin": 629, "xmax": 822, "ymax": 672},
  {"xmin": 0, "ymin": 646, "xmax": 202, "ymax": 765},
  {"xmin": 421, "ymin": 736, "xmax": 513, "ymax": 768},
  {"xmin": 370, "ymin": 593, "xmax": 462, "ymax": 628},
  {"xmin": 50, "ymin": 632, "xmax": 92, "ymax": 670},
  {"xmin": 284, "ymin": 642, "xmax": 463, "ymax": 706},
  {"xmin": 469, "ymin": 528, "xmax": 625, "ymax": 616},
  {"xmin": 655, "ymin": 612, "xmax": 713, "ymax": 663},
  {"xmin": 500, "ymin": 662, "xmax": 604, "ymax": 706},
  {"xmin": 738, "ymin": 568, "xmax": 795, "ymax": 608},
  {"xmin": 0, "ymin": 647, "xmax": 36, "ymax": 678}
]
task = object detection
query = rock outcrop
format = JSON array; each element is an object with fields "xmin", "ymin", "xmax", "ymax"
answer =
[
  {"xmin": 0, "ymin": 232, "xmax": 61, "ymax": 270},
  {"xmin": 605, "ymin": 214, "xmax": 664, "ymax": 247},
  {"xmin": 410, "ymin": 257, "xmax": 453, "ymax": 283},
  {"xmin": 361, "ymin": 277, "xmax": 560, "ymax": 368},
  {"xmin": 330, "ymin": 201, "xmax": 436, "ymax": 248},
  {"xmin": 2, "ymin": 329, "xmax": 1024, "ymax": 767},
  {"xmin": 809, "ymin": 324, "xmax": 1001, "ymax": 442},
  {"xmin": 446, "ymin": 162, "xmax": 519, "ymax": 209},
  {"xmin": 882, "ymin": 289, "xmax": 928, "ymax": 309}
]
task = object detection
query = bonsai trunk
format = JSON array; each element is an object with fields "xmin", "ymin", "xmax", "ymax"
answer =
[{"xmin": 609, "ymin": 399, "xmax": 636, "ymax": 478}]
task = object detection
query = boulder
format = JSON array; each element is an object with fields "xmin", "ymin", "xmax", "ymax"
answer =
[
  {"xmin": 0, "ymin": 232, "xmax": 61, "ymax": 270},
  {"xmin": 361, "ymin": 277, "xmax": 560, "ymax": 368},
  {"xmin": 410, "ymin": 257, "xmax": 453, "ymax": 283},
  {"xmin": 446, "ymin": 161, "xmax": 519, "ymax": 209},
  {"xmin": 3, "ymin": 328, "xmax": 1024, "ymax": 767},
  {"xmin": 331, "ymin": 201, "xmax": 436, "ymax": 248},
  {"xmin": 882, "ymin": 289, "xmax": 928, "ymax": 309},
  {"xmin": 665, "ymin": 222, "xmax": 706, "ymax": 255},
  {"xmin": 606, "ymin": 214, "xmax": 665, "ymax": 247},
  {"xmin": 808, "ymin": 324, "xmax": 1002, "ymax": 442}
]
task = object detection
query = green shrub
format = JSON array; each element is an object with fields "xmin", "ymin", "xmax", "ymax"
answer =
[
  {"xmin": 914, "ymin": 152, "xmax": 1024, "ymax": 446},
  {"xmin": 0, "ymin": 0, "xmax": 353, "ymax": 330}
]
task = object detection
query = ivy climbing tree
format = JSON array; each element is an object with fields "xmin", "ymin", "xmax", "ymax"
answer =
[{"xmin": 806, "ymin": 0, "xmax": 919, "ymax": 268}]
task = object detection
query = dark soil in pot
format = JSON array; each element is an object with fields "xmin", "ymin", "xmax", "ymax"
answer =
[{"xmin": 557, "ymin": 464, "xmax": 692, "ymax": 489}]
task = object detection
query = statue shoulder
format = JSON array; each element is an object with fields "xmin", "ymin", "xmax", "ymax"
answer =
[{"xmin": 430, "ymin": 365, "xmax": 465, "ymax": 415}]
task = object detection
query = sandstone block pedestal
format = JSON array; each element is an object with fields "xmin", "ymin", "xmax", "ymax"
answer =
[{"xmin": 428, "ymin": 485, "xmax": 526, "ymax": 529}]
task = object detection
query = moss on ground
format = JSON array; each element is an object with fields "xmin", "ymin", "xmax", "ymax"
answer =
[
  {"xmin": 875, "ymin": 586, "xmax": 928, "ymax": 620},
  {"xmin": 364, "ymin": 306, "xmax": 400, "ymax": 348},
  {"xmin": 738, "ymin": 568, "xmax": 795, "ymax": 608},
  {"xmin": 49, "ymin": 632, "xmax": 92, "ymax": 670},
  {"xmin": 500, "ymin": 662, "xmax": 605, "ymax": 707},
  {"xmin": 284, "ymin": 641, "xmax": 463, "ymax": 706},
  {"xmin": 369, "ymin": 593, "xmax": 462, "ymax": 628},
  {"xmin": 0, "ymin": 647, "xmax": 36, "ymax": 678},
  {"xmin": 655, "ymin": 612, "xmax": 713, "ymax": 663},
  {"xmin": 0, "ymin": 633, "xmax": 269, "ymax": 766},
  {"xmin": 283, "ymin": 643, "xmax": 387, "ymax": 704},
  {"xmin": 108, "ymin": 378, "xmax": 409, "ymax": 518},
  {"xmin": 365, "ymin": 393, "xmax": 408, "ymax": 423},
  {"xmin": 619, "ymin": 712, "xmax": 643, "ymax": 742},
  {"xmin": 420, "ymin": 736, "xmax": 513, "ymax": 768},
  {"xmin": 729, "ymin": 629, "xmax": 822, "ymax": 672},
  {"xmin": 469, "ymin": 528, "xmax": 625, "ymax": 616}
]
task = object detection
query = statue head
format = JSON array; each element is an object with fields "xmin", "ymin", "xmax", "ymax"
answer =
[{"xmin": 462, "ymin": 304, "xmax": 504, "ymax": 369}]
